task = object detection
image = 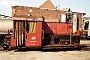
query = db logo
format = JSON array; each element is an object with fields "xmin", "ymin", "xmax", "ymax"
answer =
[{"xmin": 31, "ymin": 36, "xmax": 36, "ymax": 40}]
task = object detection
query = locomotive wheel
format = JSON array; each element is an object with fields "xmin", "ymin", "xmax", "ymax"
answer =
[{"xmin": 1, "ymin": 43, "xmax": 11, "ymax": 50}]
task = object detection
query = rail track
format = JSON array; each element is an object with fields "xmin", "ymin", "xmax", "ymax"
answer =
[{"xmin": 0, "ymin": 44, "xmax": 90, "ymax": 52}]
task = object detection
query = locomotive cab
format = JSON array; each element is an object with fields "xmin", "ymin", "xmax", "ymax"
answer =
[{"xmin": 11, "ymin": 17, "xmax": 43, "ymax": 49}]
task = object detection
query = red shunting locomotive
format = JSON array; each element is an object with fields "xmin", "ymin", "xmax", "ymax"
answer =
[{"xmin": 11, "ymin": 17, "xmax": 80, "ymax": 49}]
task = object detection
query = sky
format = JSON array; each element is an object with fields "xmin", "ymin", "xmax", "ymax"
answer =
[{"xmin": 0, "ymin": 0, "xmax": 90, "ymax": 17}]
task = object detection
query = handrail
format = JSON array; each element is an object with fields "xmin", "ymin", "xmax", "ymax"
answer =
[{"xmin": 42, "ymin": 30, "xmax": 44, "ymax": 39}]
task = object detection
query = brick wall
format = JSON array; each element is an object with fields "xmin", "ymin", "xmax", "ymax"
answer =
[
  {"xmin": 77, "ymin": 13, "xmax": 83, "ymax": 29},
  {"xmin": 12, "ymin": 6, "xmax": 64, "ymax": 19}
]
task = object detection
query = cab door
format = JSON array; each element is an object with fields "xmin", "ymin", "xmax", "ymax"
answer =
[
  {"xmin": 25, "ymin": 21, "xmax": 42, "ymax": 48},
  {"xmin": 11, "ymin": 21, "xmax": 26, "ymax": 48}
]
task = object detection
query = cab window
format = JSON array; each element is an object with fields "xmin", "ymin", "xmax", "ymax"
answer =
[{"xmin": 84, "ymin": 21, "xmax": 89, "ymax": 30}]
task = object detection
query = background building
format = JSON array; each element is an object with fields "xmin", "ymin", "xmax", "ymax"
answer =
[{"xmin": 12, "ymin": 0, "xmax": 86, "ymax": 31}]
